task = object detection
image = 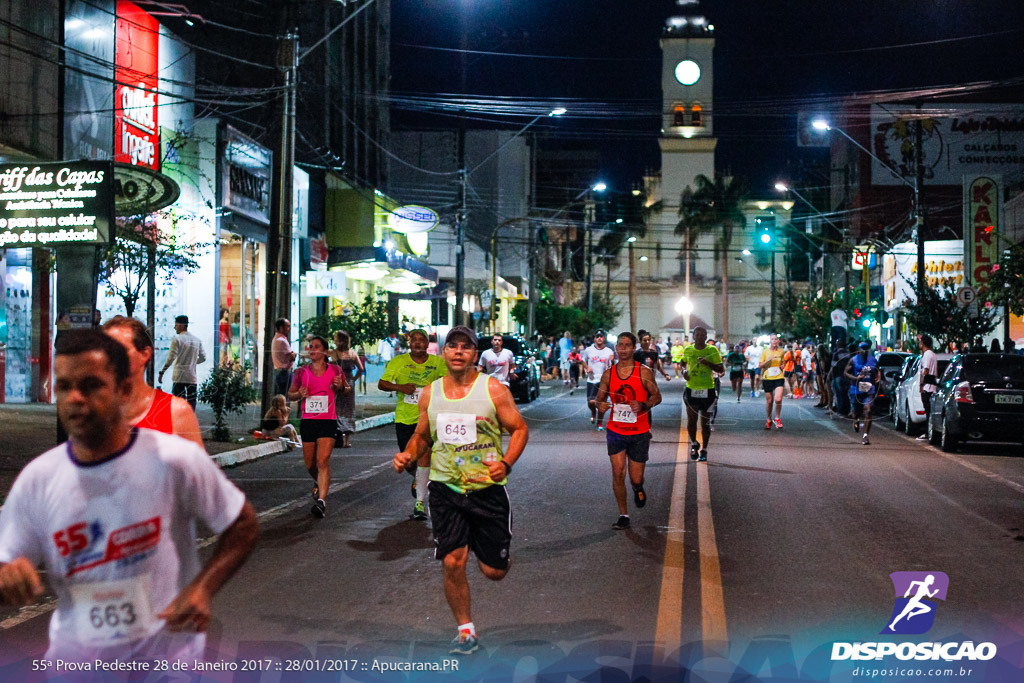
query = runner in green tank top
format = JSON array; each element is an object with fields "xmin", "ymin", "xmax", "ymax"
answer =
[{"xmin": 392, "ymin": 326, "xmax": 528, "ymax": 656}]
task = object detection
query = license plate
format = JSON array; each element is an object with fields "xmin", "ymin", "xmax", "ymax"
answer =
[{"xmin": 994, "ymin": 394, "xmax": 1023, "ymax": 405}]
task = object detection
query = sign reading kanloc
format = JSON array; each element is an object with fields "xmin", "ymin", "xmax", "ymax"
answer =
[
  {"xmin": 964, "ymin": 175, "xmax": 1001, "ymax": 294},
  {"xmin": 114, "ymin": 1, "xmax": 160, "ymax": 171},
  {"xmin": 0, "ymin": 161, "xmax": 114, "ymax": 246}
]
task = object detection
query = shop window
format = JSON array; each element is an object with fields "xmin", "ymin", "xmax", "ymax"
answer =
[
  {"xmin": 691, "ymin": 103, "xmax": 703, "ymax": 127},
  {"xmin": 673, "ymin": 104, "xmax": 686, "ymax": 127}
]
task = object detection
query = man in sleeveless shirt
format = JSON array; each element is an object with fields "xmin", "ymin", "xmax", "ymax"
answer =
[
  {"xmin": 102, "ymin": 316, "xmax": 204, "ymax": 449},
  {"xmin": 595, "ymin": 332, "xmax": 662, "ymax": 530},
  {"xmin": 393, "ymin": 326, "xmax": 528, "ymax": 655}
]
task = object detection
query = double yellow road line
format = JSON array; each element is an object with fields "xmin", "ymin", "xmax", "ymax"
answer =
[{"xmin": 654, "ymin": 395, "xmax": 727, "ymax": 650}]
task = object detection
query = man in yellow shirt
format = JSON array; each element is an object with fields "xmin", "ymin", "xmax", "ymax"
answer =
[
  {"xmin": 682, "ymin": 327, "xmax": 724, "ymax": 461},
  {"xmin": 759, "ymin": 333, "xmax": 787, "ymax": 430}
]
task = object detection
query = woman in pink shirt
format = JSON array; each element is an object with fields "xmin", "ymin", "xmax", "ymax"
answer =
[{"xmin": 288, "ymin": 335, "xmax": 346, "ymax": 518}]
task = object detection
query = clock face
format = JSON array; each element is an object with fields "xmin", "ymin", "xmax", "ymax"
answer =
[{"xmin": 675, "ymin": 59, "xmax": 700, "ymax": 86}]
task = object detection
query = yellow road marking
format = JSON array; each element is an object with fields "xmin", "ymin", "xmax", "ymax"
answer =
[
  {"xmin": 697, "ymin": 457, "xmax": 728, "ymax": 647},
  {"xmin": 654, "ymin": 395, "xmax": 690, "ymax": 650}
]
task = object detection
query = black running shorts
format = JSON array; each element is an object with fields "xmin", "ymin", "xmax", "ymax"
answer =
[
  {"xmin": 606, "ymin": 430, "xmax": 652, "ymax": 463},
  {"xmin": 684, "ymin": 387, "xmax": 717, "ymax": 413},
  {"xmin": 586, "ymin": 382, "xmax": 601, "ymax": 401},
  {"xmin": 762, "ymin": 378, "xmax": 785, "ymax": 394},
  {"xmin": 429, "ymin": 481, "xmax": 512, "ymax": 571},
  {"xmin": 729, "ymin": 370, "xmax": 744, "ymax": 381},
  {"xmin": 395, "ymin": 421, "xmax": 418, "ymax": 452},
  {"xmin": 300, "ymin": 418, "xmax": 336, "ymax": 442}
]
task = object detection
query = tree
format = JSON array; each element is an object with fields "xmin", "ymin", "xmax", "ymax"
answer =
[
  {"xmin": 570, "ymin": 292, "xmax": 622, "ymax": 339},
  {"xmin": 676, "ymin": 175, "xmax": 749, "ymax": 341},
  {"xmin": 300, "ymin": 293, "xmax": 391, "ymax": 349},
  {"xmin": 512, "ymin": 297, "xmax": 581, "ymax": 339},
  {"xmin": 903, "ymin": 278, "xmax": 998, "ymax": 351},
  {"xmin": 96, "ymin": 212, "xmax": 210, "ymax": 318},
  {"xmin": 988, "ymin": 243, "xmax": 1024, "ymax": 317}
]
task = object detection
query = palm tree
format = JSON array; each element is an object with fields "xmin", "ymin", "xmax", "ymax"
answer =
[{"xmin": 675, "ymin": 175, "xmax": 748, "ymax": 341}]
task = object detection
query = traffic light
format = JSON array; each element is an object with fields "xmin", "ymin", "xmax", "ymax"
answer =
[{"xmin": 754, "ymin": 216, "xmax": 775, "ymax": 246}]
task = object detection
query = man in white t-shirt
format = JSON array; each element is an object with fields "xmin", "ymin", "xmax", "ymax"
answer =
[
  {"xmin": 916, "ymin": 333, "xmax": 939, "ymax": 440},
  {"xmin": 478, "ymin": 334, "xmax": 516, "ymax": 386},
  {"xmin": 0, "ymin": 329, "xmax": 258, "ymax": 664},
  {"xmin": 744, "ymin": 341, "xmax": 762, "ymax": 397},
  {"xmin": 582, "ymin": 330, "xmax": 617, "ymax": 430},
  {"xmin": 557, "ymin": 331, "xmax": 574, "ymax": 385}
]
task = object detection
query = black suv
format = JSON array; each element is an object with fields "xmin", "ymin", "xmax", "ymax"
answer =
[
  {"xmin": 476, "ymin": 334, "xmax": 541, "ymax": 403},
  {"xmin": 926, "ymin": 353, "xmax": 1024, "ymax": 452}
]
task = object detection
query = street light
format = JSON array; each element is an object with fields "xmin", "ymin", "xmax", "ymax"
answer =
[{"xmin": 675, "ymin": 295, "xmax": 694, "ymax": 334}]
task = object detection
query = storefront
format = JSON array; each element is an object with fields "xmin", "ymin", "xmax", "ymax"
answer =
[{"xmin": 882, "ymin": 240, "xmax": 964, "ymax": 346}]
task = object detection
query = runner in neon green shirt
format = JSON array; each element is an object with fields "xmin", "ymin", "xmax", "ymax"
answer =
[
  {"xmin": 681, "ymin": 327, "xmax": 724, "ymax": 462},
  {"xmin": 670, "ymin": 340, "xmax": 686, "ymax": 379},
  {"xmin": 379, "ymin": 329, "xmax": 447, "ymax": 519}
]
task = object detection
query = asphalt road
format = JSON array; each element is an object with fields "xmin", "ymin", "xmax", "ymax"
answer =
[{"xmin": 2, "ymin": 379, "xmax": 1023, "ymax": 682}]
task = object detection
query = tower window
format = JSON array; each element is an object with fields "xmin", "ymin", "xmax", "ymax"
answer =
[
  {"xmin": 673, "ymin": 104, "xmax": 686, "ymax": 127},
  {"xmin": 691, "ymin": 104, "xmax": 703, "ymax": 127}
]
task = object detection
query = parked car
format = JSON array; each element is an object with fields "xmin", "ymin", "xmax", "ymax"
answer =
[
  {"xmin": 891, "ymin": 353, "xmax": 954, "ymax": 434},
  {"xmin": 476, "ymin": 334, "xmax": 541, "ymax": 403},
  {"xmin": 926, "ymin": 353, "xmax": 1024, "ymax": 452},
  {"xmin": 874, "ymin": 351, "xmax": 911, "ymax": 410}
]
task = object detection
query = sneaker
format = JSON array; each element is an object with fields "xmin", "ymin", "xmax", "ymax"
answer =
[
  {"xmin": 590, "ymin": 416, "xmax": 595, "ymax": 424},
  {"xmin": 633, "ymin": 485, "xmax": 646, "ymax": 508},
  {"xmin": 737, "ymin": 396, "xmax": 741, "ymax": 403},
  {"xmin": 569, "ymin": 387, "xmax": 574, "ymax": 395},
  {"xmin": 412, "ymin": 500, "xmax": 427, "ymax": 520},
  {"xmin": 596, "ymin": 425, "xmax": 605, "ymax": 432},
  {"xmin": 916, "ymin": 433, "xmax": 929, "ymax": 441},
  {"xmin": 698, "ymin": 450, "xmax": 708, "ymax": 462},
  {"xmin": 862, "ymin": 433, "xmax": 871, "ymax": 445},
  {"xmin": 690, "ymin": 442, "xmax": 700, "ymax": 460},
  {"xmin": 750, "ymin": 391, "xmax": 756, "ymax": 398},
  {"xmin": 312, "ymin": 498, "xmax": 326, "ymax": 518},
  {"xmin": 774, "ymin": 419, "xmax": 783, "ymax": 430},
  {"xmin": 765, "ymin": 420, "xmax": 772, "ymax": 430},
  {"xmin": 449, "ymin": 632, "xmax": 480, "ymax": 655},
  {"xmin": 612, "ymin": 515, "xmax": 630, "ymax": 530}
]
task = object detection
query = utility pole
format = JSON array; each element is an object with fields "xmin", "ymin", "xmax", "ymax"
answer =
[
  {"xmin": 914, "ymin": 106, "xmax": 926, "ymax": 295},
  {"xmin": 770, "ymin": 248, "xmax": 777, "ymax": 327},
  {"xmin": 261, "ymin": 27, "xmax": 298, "ymax": 417},
  {"xmin": 628, "ymin": 240, "xmax": 637, "ymax": 331},
  {"xmin": 455, "ymin": 164, "xmax": 466, "ymax": 328}
]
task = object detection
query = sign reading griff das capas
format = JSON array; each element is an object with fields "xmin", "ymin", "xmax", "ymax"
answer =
[{"xmin": 0, "ymin": 160, "xmax": 114, "ymax": 247}]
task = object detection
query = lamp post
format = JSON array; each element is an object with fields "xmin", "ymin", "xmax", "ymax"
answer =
[
  {"xmin": 675, "ymin": 295, "xmax": 694, "ymax": 338},
  {"xmin": 460, "ymin": 108, "xmax": 567, "ymax": 329},
  {"xmin": 812, "ymin": 117, "xmax": 924, "ymax": 295}
]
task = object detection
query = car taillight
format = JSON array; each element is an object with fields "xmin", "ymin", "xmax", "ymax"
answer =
[{"xmin": 955, "ymin": 381, "xmax": 974, "ymax": 404}]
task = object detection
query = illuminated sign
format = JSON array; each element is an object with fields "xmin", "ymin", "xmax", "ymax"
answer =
[
  {"xmin": 964, "ymin": 176, "xmax": 1000, "ymax": 292},
  {"xmin": 0, "ymin": 161, "xmax": 114, "ymax": 246},
  {"xmin": 115, "ymin": 1, "xmax": 160, "ymax": 171},
  {"xmin": 881, "ymin": 240, "xmax": 964, "ymax": 311},
  {"xmin": 306, "ymin": 270, "xmax": 345, "ymax": 297},
  {"xmin": 388, "ymin": 205, "xmax": 439, "ymax": 234},
  {"xmin": 222, "ymin": 125, "xmax": 272, "ymax": 226},
  {"xmin": 113, "ymin": 163, "xmax": 180, "ymax": 215}
]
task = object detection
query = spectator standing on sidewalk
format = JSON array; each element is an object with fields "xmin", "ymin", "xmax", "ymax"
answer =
[
  {"xmin": 331, "ymin": 330, "xmax": 364, "ymax": 449},
  {"xmin": 158, "ymin": 315, "xmax": 206, "ymax": 410},
  {"xmin": 272, "ymin": 318, "xmax": 296, "ymax": 398},
  {"xmin": 378, "ymin": 332, "xmax": 401, "ymax": 365}
]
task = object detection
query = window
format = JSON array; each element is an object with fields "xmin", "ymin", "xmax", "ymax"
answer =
[
  {"xmin": 691, "ymin": 103, "xmax": 703, "ymax": 127},
  {"xmin": 673, "ymin": 104, "xmax": 686, "ymax": 127}
]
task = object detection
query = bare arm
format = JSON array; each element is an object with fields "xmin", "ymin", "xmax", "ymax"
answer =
[
  {"xmin": 0, "ymin": 558, "xmax": 44, "ymax": 606},
  {"xmin": 158, "ymin": 501, "xmax": 259, "ymax": 632},
  {"xmin": 594, "ymin": 367, "xmax": 613, "ymax": 411},
  {"xmin": 843, "ymin": 358, "xmax": 857, "ymax": 382},
  {"xmin": 488, "ymin": 378, "xmax": 528, "ymax": 478},
  {"xmin": 171, "ymin": 395, "xmax": 206, "ymax": 449},
  {"xmin": 633, "ymin": 366, "xmax": 662, "ymax": 413}
]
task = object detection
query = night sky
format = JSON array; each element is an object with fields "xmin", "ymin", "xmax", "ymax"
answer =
[{"xmin": 390, "ymin": 0, "xmax": 1024, "ymax": 194}]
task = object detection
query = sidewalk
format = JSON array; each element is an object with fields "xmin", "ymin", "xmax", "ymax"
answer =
[{"xmin": 0, "ymin": 361, "xmax": 402, "ymax": 500}]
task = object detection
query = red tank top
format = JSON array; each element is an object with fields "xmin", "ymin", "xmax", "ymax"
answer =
[
  {"xmin": 607, "ymin": 362, "xmax": 650, "ymax": 435},
  {"xmin": 136, "ymin": 388, "xmax": 174, "ymax": 434}
]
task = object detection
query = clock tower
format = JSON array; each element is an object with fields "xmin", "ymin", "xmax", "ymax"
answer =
[{"xmin": 660, "ymin": 0, "xmax": 716, "ymax": 192}]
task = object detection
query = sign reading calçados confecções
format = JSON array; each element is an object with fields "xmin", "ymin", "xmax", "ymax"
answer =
[{"xmin": 0, "ymin": 160, "xmax": 114, "ymax": 247}]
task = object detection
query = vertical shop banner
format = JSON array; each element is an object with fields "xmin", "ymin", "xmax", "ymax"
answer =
[
  {"xmin": 115, "ymin": 0, "xmax": 160, "ymax": 170},
  {"xmin": 964, "ymin": 175, "xmax": 1001, "ymax": 293}
]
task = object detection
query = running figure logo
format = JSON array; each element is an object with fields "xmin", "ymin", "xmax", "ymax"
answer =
[{"xmin": 881, "ymin": 571, "xmax": 949, "ymax": 635}]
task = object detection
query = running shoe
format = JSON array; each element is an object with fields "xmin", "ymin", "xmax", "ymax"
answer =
[
  {"xmin": 449, "ymin": 632, "xmax": 480, "ymax": 655},
  {"xmin": 765, "ymin": 420, "xmax": 772, "ymax": 430},
  {"xmin": 633, "ymin": 485, "xmax": 646, "ymax": 508},
  {"xmin": 750, "ymin": 390, "xmax": 756, "ymax": 398},
  {"xmin": 737, "ymin": 396, "xmax": 741, "ymax": 403},
  {"xmin": 312, "ymin": 498, "xmax": 326, "ymax": 518},
  {"xmin": 698, "ymin": 450, "xmax": 708, "ymax": 462},
  {"xmin": 612, "ymin": 515, "xmax": 631, "ymax": 530},
  {"xmin": 774, "ymin": 419, "xmax": 783, "ymax": 430},
  {"xmin": 590, "ymin": 416, "xmax": 595, "ymax": 424},
  {"xmin": 862, "ymin": 433, "xmax": 870, "ymax": 446},
  {"xmin": 412, "ymin": 500, "xmax": 428, "ymax": 520},
  {"xmin": 690, "ymin": 442, "xmax": 700, "ymax": 460},
  {"xmin": 596, "ymin": 425, "xmax": 605, "ymax": 432}
]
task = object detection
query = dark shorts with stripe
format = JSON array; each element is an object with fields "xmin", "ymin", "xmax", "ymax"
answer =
[
  {"xmin": 395, "ymin": 421, "xmax": 418, "ymax": 451},
  {"xmin": 429, "ymin": 481, "xmax": 512, "ymax": 570},
  {"xmin": 606, "ymin": 430, "xmax": 652, "ymax": 463},
  {"xmin": 684, "ymin": 387, "xmax": 717, "ymax": 413},
  {"xmin": 586, "ymin": 382, "xmax": 601, "ymax": 401}
]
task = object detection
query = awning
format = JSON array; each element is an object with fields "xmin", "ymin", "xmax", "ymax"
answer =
[{"xmin": 327, "ymin": 246, "xmax": 439, "ymax": 292}]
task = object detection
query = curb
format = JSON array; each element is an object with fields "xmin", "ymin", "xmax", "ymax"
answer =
[{"xmin": 212, "ymin": 412, "xmax": 396, "ymax": 469}]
